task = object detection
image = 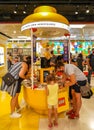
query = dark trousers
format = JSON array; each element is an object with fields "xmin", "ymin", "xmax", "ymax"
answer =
[{"xmin": 87, "ymin": 69, "xmax": 94, "ymax": 84}]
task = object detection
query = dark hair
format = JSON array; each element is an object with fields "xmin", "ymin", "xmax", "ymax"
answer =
[
  {"xmin": 51, "ymin": 50, "xmax": 54, "ymax": 54},
  {"xmin": 55, "ymin": 62, "xmax": 64, "ymax": 69},
  {"xmin": 71, "ymin": 58, "xmax": 77, "ymax": 62},
  {"xmin": 26, "ymin": 56, "xmax": 31, "ymax": 66},
  {"xmin": 14, "ymin": 56, "xmax": 19, "ymax": 59},
  {"xmin": 46, "ymin": 73, "xmax": 56, "ymax": 83},
  {"xmin": 78, "ymin": 53, "xmax": 83, "ymax": 58}
]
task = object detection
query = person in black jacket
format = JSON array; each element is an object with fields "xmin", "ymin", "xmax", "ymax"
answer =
[{"xmin": 87, "ymin": 48, "xmax": 94, "ymax": 84}]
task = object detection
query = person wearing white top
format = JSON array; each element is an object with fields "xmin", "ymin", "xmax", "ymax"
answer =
[{"xmin": 56, "ymin": 62, "xmax": 87, "ymax": 119}]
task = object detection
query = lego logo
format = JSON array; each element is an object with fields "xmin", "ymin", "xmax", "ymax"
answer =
[{"xmin": 58, "ymin": 97, "xmax": 65, "ymax": 107}]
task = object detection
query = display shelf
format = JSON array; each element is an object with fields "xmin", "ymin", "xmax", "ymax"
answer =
[{"xmin": 7, "ymin": 48, "xmax": 31, "ymax": 61}]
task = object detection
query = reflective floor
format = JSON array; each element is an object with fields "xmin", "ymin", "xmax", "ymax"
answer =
[{"xmin": 0, "ymin": 77, "xmax": 94, "ymax": 130}]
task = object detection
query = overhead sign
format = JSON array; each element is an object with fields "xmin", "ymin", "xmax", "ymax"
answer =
[{"xmin": 21, "ymin": 21, "xmax": 69, "ymax": 31}]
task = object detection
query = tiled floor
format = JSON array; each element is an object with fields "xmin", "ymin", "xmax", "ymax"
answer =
[{"xmin": 0, "ymin": 77, "xmax": 94, "ymax": 130}]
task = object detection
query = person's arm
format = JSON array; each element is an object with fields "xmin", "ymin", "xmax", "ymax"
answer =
[
  {"xmin": 19, "ymin": 62, "xmax": 28, "ymax": 79},
  {"xmin": 64, "ymin": 73, "xmax": 76, "ymax": 87},
  {"xmin": 62, "ymin": 72, "xmax": 68, "ymax": 83},
  {"xmin": 25, "ymin": 67, "xmax": 31, "ymax": 79},
  {"xmin": 86, "ymin": 57, "xmax": 92, "ymax": 70}
]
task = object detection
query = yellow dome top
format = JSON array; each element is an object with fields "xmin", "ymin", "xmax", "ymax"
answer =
[
  {"xmin": 21, "ymin": 6, "xmax": 70, "ymax": 38},
  {"xmin": 22, "ymin": 6, "xmax": 69, "ymax": 26},
  {"xmin": 34, "ymin": 6, "xmax": 57, "ymax": 13}
]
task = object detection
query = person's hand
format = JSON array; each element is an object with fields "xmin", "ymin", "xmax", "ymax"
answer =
[
  {"xmin": 25, "ymin": 75, "xmax": 30, "ymax": 79},
  {"xmin": 88, "ymin": 66, "xmax": 92, "ymax": 70},
  {"xmin": 64, "ymin": 81, "xmax": 70, "ymax": 87}
]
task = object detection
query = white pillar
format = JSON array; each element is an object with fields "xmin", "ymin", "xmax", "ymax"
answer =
[{"xmin": 30, "ymin": 29, "xmax": 34, "ymax": 89}]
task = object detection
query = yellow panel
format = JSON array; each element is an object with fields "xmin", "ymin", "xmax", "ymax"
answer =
[
  {"xmin": 23, "ymin": 86, "xmax": 69, "ymax": 114},
  {"xmin": 22, "ymin": 6, "xmax": 69, "ymax": 25},
  {"xmin": 38, "ymin": 67, "xmax": 54, "ymax": 83}
]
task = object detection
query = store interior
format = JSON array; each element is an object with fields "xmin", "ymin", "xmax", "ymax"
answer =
[
  {"xmin": 1, "ymin": 23, "xmax": 94, "ymax": 55},
  {"xmin": 0, "ymin": 1, "xmax": 94, "ymax": 130}
]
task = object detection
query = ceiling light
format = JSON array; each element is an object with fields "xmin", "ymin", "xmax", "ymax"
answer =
[
  {"xmin": 75, "ymin": 5, "xmax": 79, "ymax": 15},
  {"xmin": 14, "ymin": 10, "xmax": 17, "ymax": 14},
  {"xmin": 75, "ymin": 11, "xmax": 78, "ymax": 15},
  {"xmin": 13, "ymin": 4, "xmax": 18, "ymax": 14},
  {"xmin": 86, "ymin": 6, "xmax": 90, "ymax": 13},
  {"xmin": 23, "ymin": 5, "xmax": 27, "ymax": 14},
  {"xmin": 17, "ymin": 36, "xmax": 31, "ymax": 39},
  {"xmin": 13, "ymin": 30, "xmax": 16, "ymax": 34},
  {"xmin": 86, "ymin": 9, "xmax": 89, "ymax": 13},
  {"xmin": 23, "ymin": 11, "xmax": 26, "ymax": 14}
]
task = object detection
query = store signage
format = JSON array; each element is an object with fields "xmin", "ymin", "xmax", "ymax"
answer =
[
  {"xmin": 33, "ymin": 35, "xmax": 37, "ymax": 62},
  {"xmin": 63, "ymin": 40, "xmax": 69, "ymax": 62},
  {"xmin": 21, "ymin": 21, "xmax": 69, "ymax": 31},
  {"xmin": 58, "ymin": 97, "xmax": 65, "ymax": 107}
]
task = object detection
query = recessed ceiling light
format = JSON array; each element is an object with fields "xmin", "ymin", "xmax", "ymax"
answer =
[
  {"xmin": 14, "ymin": 10, "xmax": 17, "ymax": 14},
  {"xmin": 13, "ymin": 30, "xmax": 16, "ymax": 33},
  {"xmin": 86, "ymin": 9, "xmax": 89, "ymax": 13},
  {"xmin": 23, "ymin": 11, "xmax": 26, "ymax": 14},
  {"xmin": 75, "ymin": 11, "xmax": 78, "ymax": 15},
  {"xmin": 14, "ymin": 4, "xmax": 18, "ymax": 14},
  {"xmin": 17, "ymin": 36, "xmax": 31, "ymax": 39}
]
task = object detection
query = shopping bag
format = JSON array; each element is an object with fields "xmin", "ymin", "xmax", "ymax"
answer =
[
  {"xmin": 80, "ymin": 82, "xmax": 93, "ymax": 99},
  {"xmin": 2, "ymin": 72, "xmax": 16, "ymax": 86}
]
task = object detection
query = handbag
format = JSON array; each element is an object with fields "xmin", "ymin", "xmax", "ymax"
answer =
[
  {"xmin": 2, "ymin": 72, "xmax": 16, "ymax": 86},
  {"xmin": 80, "ymin": 82, "xmax": 93, "ymax": 99}
]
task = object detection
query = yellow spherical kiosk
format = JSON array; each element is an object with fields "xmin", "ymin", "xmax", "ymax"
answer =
[
  {"xmin": 21, "ymin": 5, "xmax": 70, "ymax": 114},
  {"xmin": 23, "ymin": 85, "xmax": 69, "ymax": 114}
]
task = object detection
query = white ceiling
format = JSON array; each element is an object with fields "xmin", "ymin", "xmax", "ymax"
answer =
[{"xmin": 0, "ymin": 23, "xmax": 94, "ymax": 41}]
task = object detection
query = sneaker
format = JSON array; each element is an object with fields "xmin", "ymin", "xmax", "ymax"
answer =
[
  {"xmin": 48, "ymin": 123, "xmax": 53, "ymax": 128},
  {"xmin": 66, "ymin": 109, "xmax": 75, "ymax": 115},
  {"xmin": 68, "ymin": 113, "xmax": 79, "ymax": 119},
  {"xmin": 10, "ymin": 112, "xmax": 22, "ymax": 118}
]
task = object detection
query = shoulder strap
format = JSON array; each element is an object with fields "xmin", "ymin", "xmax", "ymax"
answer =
[{"xmin": 9, "ymin": 62, "xmax": 22, "ymax": 78}]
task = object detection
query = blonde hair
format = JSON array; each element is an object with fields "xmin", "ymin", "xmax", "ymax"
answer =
[{"xmin": 46, "ymin": 73, "xmax": 56, "ymax": 84}]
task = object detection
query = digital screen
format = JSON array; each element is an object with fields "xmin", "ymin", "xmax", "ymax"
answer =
[
  {"xmin": 0, "ymin": 47, "xmax": 4, "ymax": 66},
  {"xmin": 70, "ymin": 41, "xmax": 94, "ymax": 55},
  {"xmin": 36, "ymin": 41, "xmax": 64, "ymax": 56}
]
